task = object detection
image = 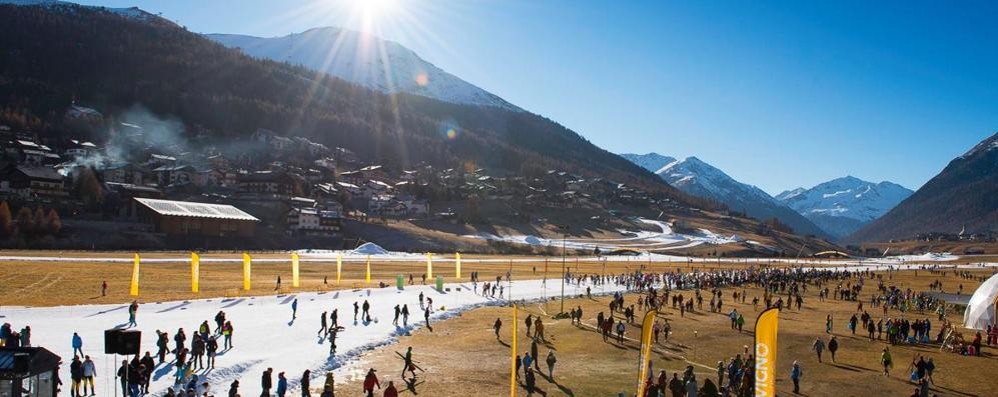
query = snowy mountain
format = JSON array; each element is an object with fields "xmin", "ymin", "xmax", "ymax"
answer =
[
  {"xmin": 849, "ymin": 132, "xmax": 998, "ymax": 243},
  {"xmin": 776, "ymin": 176, "xmax": 913, "ymax": 240},
  {"xmin": 619, "ymin": 153, "xmax": 677, "ymax": 174},
  {"xmin": 622, "ymin": 153, "xmax": 830, "ymax": 238},
  {"xmin": 207, "ymin": 28, "xmax": 519, "ymax": 111}
]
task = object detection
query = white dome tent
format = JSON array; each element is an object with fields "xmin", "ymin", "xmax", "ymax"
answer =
[{"xmin": 963, "ymin": 273, "xmax": 998, "ymax": 330}]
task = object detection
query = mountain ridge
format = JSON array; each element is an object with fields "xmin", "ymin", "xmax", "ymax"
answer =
[
  {"xmin": 847, "ymin": 132, "xmax": 998, "ymax": 243},
  {"xmin": 776, "ymin": 175, "xmax": 913, "ymax": 240},
  {"xmin": 622, "ymin": 152, "xmax": 831, "ymax": 239},
  {"xmin": 207, "ymin": 27, "xmax": 520, "ymax": 111}
]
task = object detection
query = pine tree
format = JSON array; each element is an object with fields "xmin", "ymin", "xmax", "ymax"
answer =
[
  {"xmin": 15, "ymin": 207, "xmax": 34, "ymax": 238},
  {"xmin": 76, "ymin": 167, "xmax": 103, "ymax": 209},
  {"xmin": 0, "ymin": 201, "xmax": 11, "ymax": 239},
  {"xmin": 34, "ymin": 207, "xmax": 47, "ymax": 235},
  {"xmin": 46, "ymin": 209, "xmax": 61, "ymax": 235}
]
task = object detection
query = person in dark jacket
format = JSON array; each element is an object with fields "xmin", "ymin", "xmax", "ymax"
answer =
[
  {"xmin": 525, "ymin": 368, "xmax": 536, "ymax": 395},
  {"xmin": 206, "ymin": 337, "xmax": 219, "ymax": 369},
  {"xmin": 156, "ymin": 330, "xmax": 170, "ymax": 364},
  {"xmin": 828, "ymin": 336, "xmax": 839, "ymax": 363},
  {"xmin": 116, "ymin": 360, "xmax": 128, "ymax": 397},
  {"xmin": 530, "ymin": 340, "xmax": 540, "ymax": 370},
  {"xmin": 174, "ymin": 328, "xmax": 186, "ymax": 355},
  {"xmin": 192, "ymin": 337, "xmax": 205, "ymax": 369},
  {"xmin": 668, "ymin": 372, "xmax": 684, "ymax": 397},
  {"xmin": 70, "ymin": 356, "xmax": 83, "ymax": 397},
  {"xmin": 139, "ymin": 352, "xmax": 155, "ymax": 393},
  {"xmin": 300, "ymin": 370, "xmax": 311, "ymax": 397},
  {"xmin": 228, "ymin": 380, "xmax": 239, "ymax": 397},
  {"xmin": 261, "ymin": 368, "xmax": 273, "ymax": 397},
  {"xmin": 127, "ymin": 362, "xmax": 141, "ymax": 397}
]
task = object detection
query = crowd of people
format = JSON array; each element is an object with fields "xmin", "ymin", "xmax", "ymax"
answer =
[{"xmin": 8, "ymin": 260, "xmax": 994, "ymax": 397}]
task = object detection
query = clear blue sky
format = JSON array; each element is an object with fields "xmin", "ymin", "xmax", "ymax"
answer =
[{"xmin": 80, "ymin": 0, "xmax": 998, "ymax": 194}]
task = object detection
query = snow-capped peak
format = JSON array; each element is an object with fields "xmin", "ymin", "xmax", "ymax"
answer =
[
  {"xmin": 960, "ymin": 131, "xmax": 998, "ymax": 158},
  {"xmin": 777, "ymin": 176, "xmax": 913, "ymax": 222},
  {"xmin": 619, "ymin": 153, "xmax": 677, "ymax": 173},
  {"xmin": 206, "ymin": 27, "xmax": 520, "ymax": 111},
  {"xmin": 620, "ymin": 153, "xmax": 830, "ymax": 238}
]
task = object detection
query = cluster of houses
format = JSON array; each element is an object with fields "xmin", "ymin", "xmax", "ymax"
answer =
[
  {"xmin": 0, "ymin": 105, "xmax": 693, "ymax": 247},
  {"xmin": 912, "ymin": 228, "xmax": 998, "ymax": 243}
]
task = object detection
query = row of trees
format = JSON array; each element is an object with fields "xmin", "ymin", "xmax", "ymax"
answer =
[{"xmin": 0, "ymin": 201, "xmax": 62, "ymax": 240}]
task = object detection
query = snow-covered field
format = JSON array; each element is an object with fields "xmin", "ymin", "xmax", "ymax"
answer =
[{"xmin": 2, "ymin": 279, "xmax": 625, "ymax": 397}]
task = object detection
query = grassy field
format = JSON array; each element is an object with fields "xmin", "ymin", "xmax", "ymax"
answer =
[{"xmin": 331, "ymin": 269, "xmax": 998, "ymax": 397}]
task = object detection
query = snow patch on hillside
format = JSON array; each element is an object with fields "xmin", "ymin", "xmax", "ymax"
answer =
[{"xmin": 463, "ymin": 218, "xmax": 738, "ymax": 252}]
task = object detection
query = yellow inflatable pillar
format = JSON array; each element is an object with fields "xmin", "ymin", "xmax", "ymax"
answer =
[
  {"xmin": 291, "ymin": 252, "xmax": 300, "ymax": 288},
  {"xmin": 336, "ymin": 252, "xmax": 342, "ymax": 285},
  {"xmin": 455, "ymin": 252, "xmax": 462, "ymax": 279},
  {"xmin": 130, "ymin": 253, "xmax": 140, "ymax": 296},
  {"xmin": 191, "ymin": 252, "xmax": 200, "ymax": 293},
  {"xmin": 242, "ymin": 252, "xmax": 252, "ymax": 291},
  {"xmin": 365, "ymin": 255, "xmax": 372, "ymax": 285},
  {"xmin": 426, "ymin": 252, "xmax": 433, "ymax": 279}
]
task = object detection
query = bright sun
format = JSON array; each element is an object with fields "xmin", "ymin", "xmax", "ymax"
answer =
[{"xmin": 356, "ymin": 0, "xmax": 397, "ymax": 21}]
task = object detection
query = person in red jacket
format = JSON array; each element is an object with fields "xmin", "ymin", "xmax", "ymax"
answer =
[
  {"xmin": 362, "ymin": 368, "xmax": 380, "ymax": 397},
  {"xmin": 382, "ymin": 381, "xmax": 398, "ymax": 397}
]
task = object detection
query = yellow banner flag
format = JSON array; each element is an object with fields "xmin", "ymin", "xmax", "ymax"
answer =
[
  {"xmin": 130, "ymin": 253, "xmax": 140, "ymax": 296},
  {"xmin": 510, "ymin": 304, "xmax": 518, "ymax": 397},
  {"xmin": 291, "ymin": 252, "xmax": 300, "ymax": 288},
  {"xmin": 336, "ymin": 252, "xmax": 342, "ymax": 285},
  {"xmin": 191, "ymin": 252, "xmax": 200, "ymax": 293},
  {"xmin": 365, "ymin": 255, "xmax": 371, "ymax": 285},
  {"xmin": 754, "ymin": 307, "xmax": 780, "ymax": 397},
  {"xmin": 426, "ymin": 252, "xmax": 433, "ymax": 279},
  {"xmin": 242, "ymin": 252, "xmax": 252, "ymax": 291},
  {"xmin": 455, "ymin": 252, "xmax": 462, "ymax": 279},
  {"xmin": 636, "ymin": 309, "xmax": 658, "ymax": 396}
]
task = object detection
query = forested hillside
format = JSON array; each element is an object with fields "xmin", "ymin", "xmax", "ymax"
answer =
[{"xmin": 0, "ymin": 3, "xmax": 715, "ymax": 209}]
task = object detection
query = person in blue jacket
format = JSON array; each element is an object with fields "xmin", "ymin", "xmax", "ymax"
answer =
[
  {"xmin": 790, "ymin": 360, "xmax": 802, "ymax": 394},
  {"xmin": 291, "ymin": 299, "xmax": 298, "ymax": 320},
  {"xmin": 72, "ymin": 332, "xmax": 84, "ymax": 357}
]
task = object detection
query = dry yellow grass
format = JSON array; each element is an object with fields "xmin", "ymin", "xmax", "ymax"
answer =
[{"xmin": 0, "ymin": 251, "xmax": 845, "ymax": 307}]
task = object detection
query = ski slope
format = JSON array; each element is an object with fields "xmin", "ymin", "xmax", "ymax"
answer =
[{"xmin": 462, "ymin": 218, "xmax": 739, "ymax": 252}]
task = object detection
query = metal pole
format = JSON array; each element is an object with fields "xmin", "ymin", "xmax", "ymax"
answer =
[{"xmin": 561, "ymin": 233, "xmax": 566, "ymax": 314}]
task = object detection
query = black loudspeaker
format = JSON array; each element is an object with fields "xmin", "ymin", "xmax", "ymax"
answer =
[
  {"xmin": 104, "ymin": 329, "xmax": 122, "ymax": 355},
  {"xmin": 117, "ymin": 330, "xmax": 141, "ymax": 355},
  {"xmin": 12, "ymin": 353, "xmax": 29, "ymax": 372},
  {"xmin": 104, "ymin": 329, "xmax": 141, "ymax": 355}
]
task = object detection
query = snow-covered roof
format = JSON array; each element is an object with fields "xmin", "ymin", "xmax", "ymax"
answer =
[{"xmin": 135, "ymin": 198, "xmax": 259, "ymax": 221}]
